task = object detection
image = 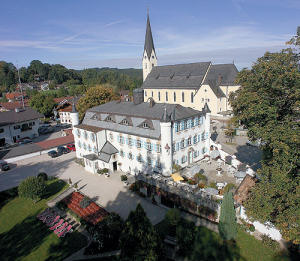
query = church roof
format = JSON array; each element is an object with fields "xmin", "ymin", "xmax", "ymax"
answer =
[
  {"xmin": 144, "ymin": 13, "xmax": 155, "ymax": 59},
  {"xmin": 142, "ymin": 62, "xmax": 211, "ymax": 89},
  {"xmin": 142, "ymin": 62, "xmax": 239, "ymax": 98}
]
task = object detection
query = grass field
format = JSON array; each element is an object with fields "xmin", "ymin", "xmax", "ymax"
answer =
[{"xmin": 0, "ymin": 178, "xmax": 88, "ymax": 261}]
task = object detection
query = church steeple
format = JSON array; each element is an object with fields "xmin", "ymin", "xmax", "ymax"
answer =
[{"xmin": 142, "ymin": 10, "xmax": 157, "ymax": 81}]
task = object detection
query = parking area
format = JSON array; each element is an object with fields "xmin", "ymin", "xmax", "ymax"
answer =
[{"xmin": 0, "ymin": 152, "xmax": 166, "ymax": 224}]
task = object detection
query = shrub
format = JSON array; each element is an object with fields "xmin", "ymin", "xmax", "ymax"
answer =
[
  {"xmin": 97, "ymin": 168, "xmax": 109, "ymax": 175},
  {"xmin": 261, "ymin": 235, "xmax": 280, "ymax": 250},
  {"xmin": 165, "ymin": 208, "xmax": 181, "ymax": 227},
  {"xmin": 121, "ymin": 175, "xmax": 128, "ymax": 181},
  {"xmin": 249, "ymin": 224, "xmax": 255, "ymax": 232},
  {"xmin": 18, "ymin": 176, "xmax": 46, "ymax": 201},
  {"xmin": 187, "ymin": 179, "xmax": 197, "ymax": 185},
  {"xmin": 173, "ymin": 164, "xmax": 181, "ymax": 173},
  {"xmin": 129, "ymin": 182, "xmax": 139, "ymax": 192},
  {"xmin": 79, "ymin": 196, "xmax": 92, "ymax": 209},
  {"xmin": 194, "ymin": 173, "xmax": 207, "ymax": 183},
  {"xmin": 37, "ymin": 172, "xmax": 48, "ymax": 181},
  {"xmin": 209, "ymin": 182, "xmax": 217, "ymax": 189},
  {"xmin": 198, "ymin": 183, "xmax": 206, "ymax": 189},
  {"xmin": 56, "ymin": 200, "xmax": 67, "ymax": 211}
]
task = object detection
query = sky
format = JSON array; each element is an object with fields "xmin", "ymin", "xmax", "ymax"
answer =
[{"xmin": 0, "ymin": 0, "xmax": 299, "ymax": 70}]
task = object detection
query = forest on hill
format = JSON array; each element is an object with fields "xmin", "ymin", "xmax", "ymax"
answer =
[{"xmin": 0, "ymin": 60, "xmax": 142, "ymax": 96}]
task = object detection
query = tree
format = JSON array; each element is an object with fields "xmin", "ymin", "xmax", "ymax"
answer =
[
  {"xmin": 30, "ymin": 93, "xmax": 55, "ymax": 117},
  {"xmin": 218, "ymin": 192, "xmax": 237, "ymax": 241},
  {"xmin": 18, "ymin": 176, "xmax": 46, "ymax": 202},
  {"xmin": 87, "ymin": 213, "xmax": 124, "ymax": 253},
  {"xmin": 165, "ymin": 208, "xmax": 180, "ymax": 227},
  {"xmin": 76, "ymin": 84, "xmax": 117, "ymax": 120},
  {"xmin": 176, "ymin": 219, "xmax": 196, "ymax": 257},
  {"xmin": 119, "ymin": 204, "xmax": 163, "ymax": 261},
  {"xmin": 230, "ymin": 43, "xmax": 300, "ymax": 243}
]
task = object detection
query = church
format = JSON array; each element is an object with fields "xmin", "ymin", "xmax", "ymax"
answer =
[{"xmin": 141, "ymin": 14, "xmax": 240, "ymax": 116}]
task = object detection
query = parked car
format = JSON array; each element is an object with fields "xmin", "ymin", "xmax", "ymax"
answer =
[
  {"xmin": 57, "ymin": 146, "xmax": 70, "ymax": 154},
  {"xmin": 17, "ymin": 138, "xmax": 32, "ymax": 145},
  {"xmin": 39, "ymin": 126, "xmax": 55, "ymax": 134},
  {"xmin": 48, "ymin": 150, "xmax": 60, "ymax": 158},
  {"xmin": 66, "ymin": 144, "xmax": 76, "ymax": 151},
  {"xmin": 0, "ymin": 160, "xmax": 10, "ymax": 171}
]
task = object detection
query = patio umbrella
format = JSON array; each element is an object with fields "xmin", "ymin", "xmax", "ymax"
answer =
[
  {"xmin": 235, "ymin": 171, "xmax": 246, "ymax": 179},
  {"xmin": 205, "ymin": 187, "xmax": 219, "ymax": 195},
  {"xmin": 171, "ymin": 172, "xmax": 184, "ymax": 182},
  {"xmin": 210, "ymin": 150, "xmax": 220, "ymax": 159}
]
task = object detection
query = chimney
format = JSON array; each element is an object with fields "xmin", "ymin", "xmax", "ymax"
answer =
[
  {"xmin": 133, "ymin": 88, "xmax": 144, "ymax": 105},
  {"xmin": 149, "ymin": 98, "xmax": 155, "ymax": 107},
  {"xmin": 218, "ymin": 74, "xmax": 223, "ymax": 85}
]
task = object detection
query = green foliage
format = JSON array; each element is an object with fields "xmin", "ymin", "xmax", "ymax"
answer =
[
  {"xmin": 77, "ymin": 84, "xmax": 116, "ymax": 120},
  {"xmin": 37, "ymin": 172, "xmax": 48, "ymax": 181},
  {"xmin": 120, "ymin": 175, "xmax": 127, "ymax": 181},
  {"xmin": 0, "ymin": 61, "xmax": 17, "ymax": 92},
  {"xmin": 85, "ymin": 213, "xmax": 124, "ymax": 254},
  {"xmin": 261, "ymin": 235, "xmax": 280, "ymax": 251},
  {"xmin": 119, "ymin": 204, "xmax": 163, "ymax": 260},
  {"xmin": 176, "ymin": 219, "xmax": 196, "ymax": 257},
  {"xmin": 79, "ymin": 196, "xmax": 91, "ymax": 209},
  {"xmin": 209, "ymin": 182, "xmax": 217, "ymax": 189},
  {"xmin": 172, "ymin": 163, "xmax": 181, "ymax": 173},
  {"xmin": 218, "ymin": 192, "xmax": 237, "ymax": 241},
  {"xmin": 231, "ymin": 48, "xmax": 300, "ymax": 244},
  {"xmin": 97, "ymin": 168, "xmax": 109, "ymax": 175},
  {"xmin": 194, "ymin": 172, "xmax": 207, "ymax": 183},
  {"xmin": 18, "ymin": 176, "xmax": 46, "ymax": 201},
  {"xmin": 29, "ymin": 92, "xmax": 55, "ymax": 116},
  {"xmin": 165, "ymin": 208, "xmax": 181, "ymax": 227}
]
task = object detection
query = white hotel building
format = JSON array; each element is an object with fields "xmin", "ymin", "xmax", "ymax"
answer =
[{"xmin": 73, "ymin": 89, "xmax": 211, "ymax": 176}]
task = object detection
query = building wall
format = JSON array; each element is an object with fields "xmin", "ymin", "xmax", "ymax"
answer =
[
  {"xmin": 59, "ymin": 112, "xmax": 72, "ymax": 124},
  {"xmin": 143, "ymin": 84, "xmax": 240, "ymax": 116},
  {"xmin": 142, "ymin": 50, "xmax": 157, "ymax": 81},
  {"xmin": 73, "ymin": 127, "xmax": 98, "ymax": 158},
  {"xmin": 0, "ymin": 119, "xmax": 40, "ymax": 145}
]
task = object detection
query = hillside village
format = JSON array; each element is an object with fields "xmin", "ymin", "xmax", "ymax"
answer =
[{"xmin": 0, "ymin": 4, "xmax": 299, "ymax": 261}]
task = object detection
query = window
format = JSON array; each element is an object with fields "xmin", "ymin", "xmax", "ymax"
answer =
[
  {"xmin": 182, "ymin": 92, "xmax": 185, "ymax": 102},
  {"xmin": 184, "ymin": 121, "xmax": 187, "ymax": 130},
  {"xmin": 152, "ymin": 55, "xmax": 154, "ymax": 59},
  {"xmin": 174, "ymin": 92, "xmax": 176, "ymax": 102},
  {"xmin": 181, "ymin": 156, "xmax": 187, "ymax": 164},
  {"xmin": 187, "ymin": 137, "xmax": 192, "ymax": 146},
  {"xmin": 78, "ymin": 141, "xmax": 81, "ymax": 148},
  {"xmin": 93, "ymin": 146, "xmax": 97, "ymax": 153},
  {"xmin": 151, "ymin": 91, "xmax": 153, "ymax": 97},
  {"xmin": 128, "ymin": 137, "xmax": 133, "ymax": 146},
  {"xmin": 152, "ymin": 63, "xmax": 154, "ymax": 68},
  {"xmin": 180, "ymin": 121, "xmax": 184, "ymax": 131},
  {"xmin": 90, "ymin": 133, "xmax": 95, "ymax": 142},
  {"xmin": 122, "ymin": 119, "xmax": 129, "ymax": 125},
  {"xmin": 156, "ymin": 144, "xmax": 161, "ymax": 153},
  {"xmin": 193, "ymin": 151, "xmax": 198, "ymax": 158},
  {"xmin": 143, "ymin": 122, "xmax": 149, "ymax": 129},
  {"xmin": 194, "ymin": 117, "xmax": 199, "ymax": 126},
  {"xmin": 119, "ymin": 135, "xmax": 125, "ymax": 144},
  {"xmin": 202, "ymin": 98, "xmax": 204, "ymax": 102},
  {"xmin": 109, "ymin": 133, "xmax": 113, "ymax": 141},
  {"xmin": 84, "ymin": 131, "xmax": 88, "ymax": 140},
  {"xmin": 88, "ymin": 144, "xmax": 91, "ymax": 152},
  {"xmin": 145, "ymin": 64, "xmax": 147, "ymax": 69},
  {"xmin": 201, "ymin": 132, "xmax": 205, "ymax": 141},
  {"xmin": 146, "ymin": 142, "xmax": 152, "ymax": 151},
  {"xmin": 128, "ymin": 152, "xmax": 133, "ymax": 160},
  {"xmin": 14, "ymin": 125, "xmax": 20, "ymax": 130},
  {"xmin": 137, "ymin": 154, "xmax": 143, "ymax": 162},
  {"xmin": 166, "ymin": 92, "xmax": 168, "ymax": 101},
  {"xmin": 187, "ymin": 119, "xmax": 191, "ymax": 129},
  {"xmin": 193, "ymin": 135, "xmax": 197, "ymax": 144},
  {"xmin": 191, "ymin": 92, "xmax": 194, "ymax": 103},
  {"xmin": 120, "ymin": 150, "xmax": 124, "ymax": 157},
  {"xmin": 145, "ymin": 91, "xmax": 147, "ymax": 96},
  {"xmin": 204, "ymin": 89, "xmax": 207, "ymax": 92},
  {"xmin": 136, "ymin": 139, "xmax": 141, "ymax": 148},
  {"xmin": 180, "ymin": 139, "xmax": 185, "ymax": 149},
  {"xmin": 83, "ymin": 143, "xmax": 87, "ymax": 150},
  {"xmin": 202, "ymin": 147, "xmax": 207, "ymax": 154},
  {"xmin": 158, "ymin": 92, "xmax": 161, "ymax": 101},
  {"xmin": 174, "ymin": 122, "xmax": 179, "ymax": 132},
  {"xmin": 176, "ymin": 142, "xmax": 180, "ymax": 151}
]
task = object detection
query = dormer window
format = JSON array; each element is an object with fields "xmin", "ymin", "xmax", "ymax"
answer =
[
  {"xmin": 122, "ymin": 119, "xmax": 129, "ymax": 125},
  {"xmin": 106, "ymin": 116, "xmax": 112, "ymax": 122},
  {"xmin": 152, "ymin": 55, "xmax": 154, "ymax": 59},
  {"xmin": 143, "ymin": 122, "xmax": 149, "ymax": 128}
]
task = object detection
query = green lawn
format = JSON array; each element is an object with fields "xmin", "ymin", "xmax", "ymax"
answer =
[
  {"xmin": 0, "ymin": 179, "xmax": 88, "ymax": 261},
  {"xmin": 155, "ymin": 218, "xmax": 290, "ymax": 261}
]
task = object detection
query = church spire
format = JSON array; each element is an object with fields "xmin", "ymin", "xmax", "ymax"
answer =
[
  {"xmin": 142, "ymin": 10, "xmax": 157, "ymax": 82},
  {"xmin": 144, "ymin": 10, "xmax": 155, "ymax": 59}
]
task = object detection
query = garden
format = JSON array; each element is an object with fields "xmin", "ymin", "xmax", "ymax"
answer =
[{"xmin": 0, "ymin": 174, "xmax": 87, "ymax": 261}]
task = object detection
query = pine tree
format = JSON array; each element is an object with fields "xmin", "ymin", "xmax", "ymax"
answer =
[{"xmin": 218, "ymin": 192, "xmax": 237, "ymax": 241}]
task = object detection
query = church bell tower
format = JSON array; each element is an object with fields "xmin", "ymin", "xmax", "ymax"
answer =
[{"xmin": 142, "ymin": 10, "xmax": 157, "ymax": 81}]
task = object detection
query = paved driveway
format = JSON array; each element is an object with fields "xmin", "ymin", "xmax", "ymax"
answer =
[{"xmin": 0, "ymin": 153, "xmax": 166, "ymax": 224}]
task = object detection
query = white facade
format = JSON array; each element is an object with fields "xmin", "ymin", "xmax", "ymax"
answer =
[
  {"xmin": 0, "ymin": 119, "xmax": 40, "ymax": 145},
  {"xmin": 59, "ymin": 111, "xmax": 72, "ymax": 124},
  {"xmin": 73, "ymin": 113, "xmax": 210, "ymax": 176},
  {"xmin": 143, "ymin": 49, "xmax": 157, "ymax": 81}
]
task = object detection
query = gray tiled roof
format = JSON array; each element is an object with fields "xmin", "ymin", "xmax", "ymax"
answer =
[
  {"xmin": 81, "ymin": 101, "xmax": 205, "ymax": 139},
  {"xmin": 144, "ymin": 13, "xmax": 155, "ymax": 59},
  {"xmin": 98, "ymin": 152, "xmax": 111, "ymax": 163},
  {"xmin": 0, "ymin": 107, "xmax": 43, "ymax": 126},
  {"xmin": 101, "ymin": 141, "xmax": 118, "ymax": 155},
  {"xmin": 204, "ymin": 64, "xmax": 238, "ymax": 86},
  {"xmin": 142, "ymin": 62, "xmax": 211, "ymax": 89}
]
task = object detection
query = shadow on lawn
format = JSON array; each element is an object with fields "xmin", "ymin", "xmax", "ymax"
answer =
[
  {"xmin": 0, "ymin": 187, "xmax": 18, "ymax": 210},
  {"xmin": 0, "ymin": 212, "xmax": 51, "ymax": 261}
]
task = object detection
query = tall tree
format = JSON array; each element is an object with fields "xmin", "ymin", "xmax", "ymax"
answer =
[
  {"xmin": 119, "ymin": 204, "xmax": 163, "ymax": 261},
  {"xmin": 30, "ymin": 93, "xmax": 55, "ymax": 117},
  {"xmin": 76, "ymin": 84, "xmax": 117, "ymax": 120},
  {"xmin": 230, "ymin": 37, "xmax": 300, "ymax": 243},
  {"xmin": 218, "ymin": 192, "xmax": 237, "ymax": 241}
]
